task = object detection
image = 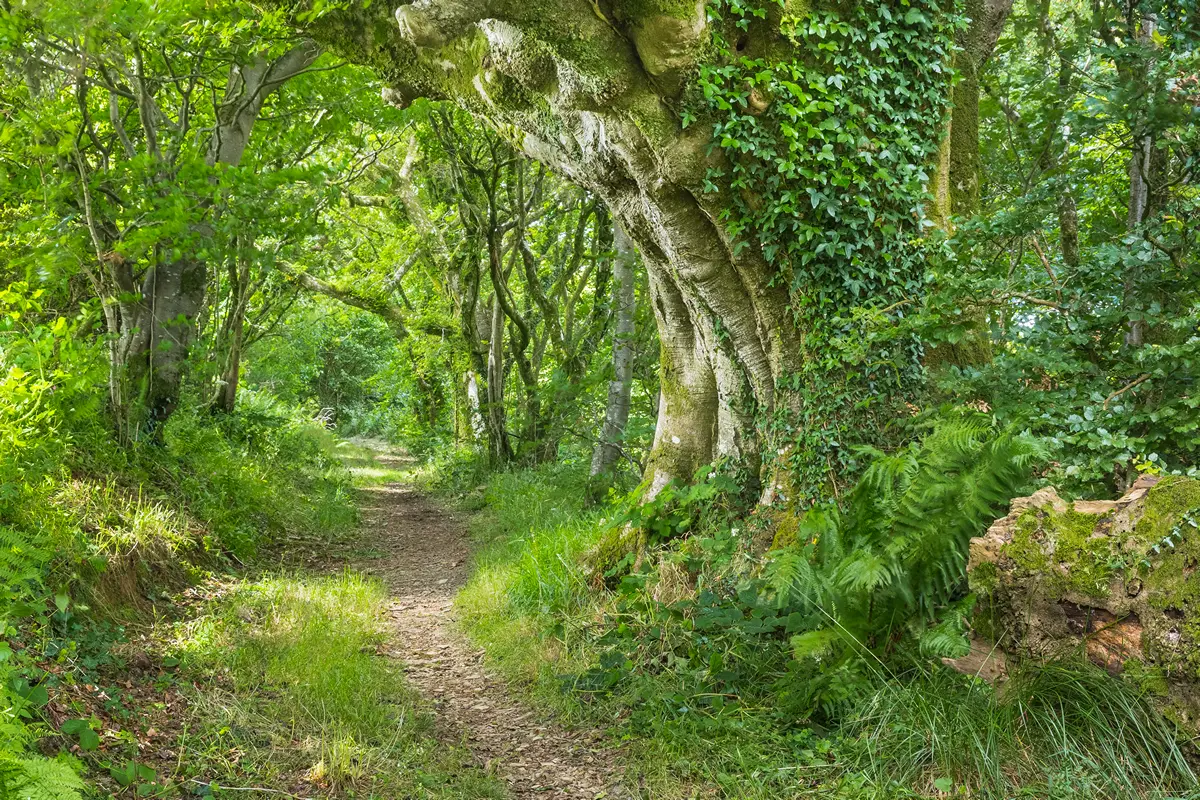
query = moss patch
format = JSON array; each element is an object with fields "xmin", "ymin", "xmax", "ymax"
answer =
[
  {"xmin": 1004, "ymin": 502, "xmax": 1125, "ymax": 597},
  {"xmin": 1138, "ymin": 478, "xmax": 1200, "ymax": 677}
]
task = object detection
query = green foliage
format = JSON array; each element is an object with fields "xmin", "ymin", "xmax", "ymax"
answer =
[
  {"xmin": 770, "ymin": 411, "xmax": 1044, "ymax": 636},
  {"xmin": 610, "ymin": 461, "xmax": 743, "ymax": 548},
  {"xmin": 159, "ymin": 393, "xmax": 357, "ymax": 556},
  {"xmin": 0, "ymin": 662, "xmax": 84, "ymax": 800},
  {"xmin": 584, "ymin": 412, "xmax": 1041, "ymax": 723},
  {"xmin": 849, "ymin": 660, "xmax": 1197, "ymax": 799},
  {"xmin": 173, "ymin": 571, "xmax": 504, "ymax": 797},
  {"xmin": 926, "ymin": 0, "xmax": 1200, "ymax": 495},
  {"xmin": 0, "ymin": 753, "xmax": 85, "ymax": 800},
  {"xmin": 697, "ymin": 0, "xmax": 960, "ymax": 493}
]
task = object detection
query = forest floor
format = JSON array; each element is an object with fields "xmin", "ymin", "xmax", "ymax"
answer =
[{"xmin": 347, "ymin": 449, "xmax": 630, "ymax": 799}]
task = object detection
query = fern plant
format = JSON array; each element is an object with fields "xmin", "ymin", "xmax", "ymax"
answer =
[
  {"xmin": 0, "ymin": 663, "xmax": 84, "ymax": 800},
  {"xmin": 766, "ymin": 411, "xmax": 1043, "ymax": 714}
]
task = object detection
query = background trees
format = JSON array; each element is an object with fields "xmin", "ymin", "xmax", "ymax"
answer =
[{"xmin": 931, "ymin": 0, "xmax": 1200, "ymax": 494}]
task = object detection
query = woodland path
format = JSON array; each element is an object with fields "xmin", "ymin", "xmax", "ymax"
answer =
[{"xmin": 350, "ymin": 461, "xmax": 630, "ymax": 799}]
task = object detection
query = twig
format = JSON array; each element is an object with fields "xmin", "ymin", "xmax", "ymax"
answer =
[
  {"xmin": 994, "ymin": 291, "xmax": 1068, "ymax": 311},
  {"xmin": 1028, "ymin": 235, "xmax": 1064, "ymax": 304},
  {"xmin": 1103, "ymin": 373, "xmax": 1150, "ymax": 409}
]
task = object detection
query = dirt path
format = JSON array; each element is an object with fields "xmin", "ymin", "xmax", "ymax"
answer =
[{"xmin": 353, "ymin": 478, "xmax": 631, "ymax": 799}]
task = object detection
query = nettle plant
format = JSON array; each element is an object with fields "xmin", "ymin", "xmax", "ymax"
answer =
[{"xmin": 694, "ymin": 0, "xmax": 960, "ymax": 495}]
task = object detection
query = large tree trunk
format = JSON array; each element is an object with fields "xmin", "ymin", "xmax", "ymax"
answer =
[
  {"xmin": 283, "ymin": 0, "xmax": 951, "ymax": 499},
  {"xmin": 589, "ymin": 222, "xmax": 636, "ymax": 491}
]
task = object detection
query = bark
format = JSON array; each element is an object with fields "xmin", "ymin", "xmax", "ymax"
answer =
[
  {"xmin": 589, "ymin": 222, "xmax": 636, "ymax": 490},
  {"xmin": 485, "ymin": 294, "xmax": 514, "ymax": 464},
  {"xmin": 963, "ymin": 476, "xmax": 1200, "ymax": 736},
  {"xmin": 1122, "ymin": 13, "xmax": 1159, "ymax": 350},
  {"xmin": 212, "ymin": 246, "xmax": 254, "ymax": 414},
  {"xmin": 207, "ymin": 42, "xmax": 322, "ymax": 168},
  {"xmin": 926, "ymin": 0, "xmax": 1013, "ymax": 372},
  {"xmin": 79, "ymin": 41, "xmax": 322, "ymax": 435},
  {"xmin": 946, "ymin": 0, "xmax": 1015, "ymax": 217}
]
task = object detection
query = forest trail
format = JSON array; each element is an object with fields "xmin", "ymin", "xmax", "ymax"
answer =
[{"xmin": 351, "ymin": 463, "xmax": 629, "ymax": 800}]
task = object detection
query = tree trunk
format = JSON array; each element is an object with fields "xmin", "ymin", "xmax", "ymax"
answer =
[
  {"xmin": 946, "ymin": 0, "xmax": 1015, "ymax": 217},
  {"xmin": 485, "ymin": 294, "xmax": 513, "ymax": 465},
  {"xmin": 589, "ymin": 222, "xmax": 636, "ymax": 493},
  {"xmin": 99, "ymin": 42, "xmax": 322, "ymax": 435},
  {"xmin": 1123, "ymin": 14, "xmax": 1158, "ymax": 351},
  {"xmin": 284, "ymin": 0, "xmax": 954, "ymax": 499}
]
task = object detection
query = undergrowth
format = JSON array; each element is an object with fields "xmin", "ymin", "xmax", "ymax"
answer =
[
  {"xmin": 447, "ymin": 416, "xmax": 1200, "ymax": 799},
  {"xmin": 169, "ymin": 571, "xmax": 503, "ymax": 798},
  {"xmin": 1, "ymin": 296, "xmax": 361, "ymax": 796}
]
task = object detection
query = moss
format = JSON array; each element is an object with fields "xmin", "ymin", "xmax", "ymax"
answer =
[
  {"xmin": 1133, "ymin": 476, "xmax": 1200, "ymax": 545},
  {"xmin": 1138, "ymin": 478, "xmax": 1200, "ymax": 676},
  {"xmin": 770, "ymin": 511, "xmax": 799, "ymax": 549},
  {"xmin": 1123, "ymin": 658, "xmax": 1170, "ymax": 697},
  {"xmin": 1002, "ymin": 508, "xmax": 1050, "ymax": 573},
  {"xmin": 1002, "ymin": 478, "xmax": 1200, "ymax": 678},
  {"xmin": 1002, "ymin": 503, "xmax": 1119, "ymax": 596},
  {"xmin": 618, "ymin": 0, "xmax": 706, "ymax": 23},
  {"xmin": 587, "ymin": 524, "xmax": 638, "ymax": 586},
  {"xmin": 969, "ymin": 559, "xmax": 998, "ymax": 594}
]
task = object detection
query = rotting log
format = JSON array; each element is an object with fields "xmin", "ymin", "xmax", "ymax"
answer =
[{"xmin": 956, "ymin": 475, "xmax": 1200, "ymax": 733}]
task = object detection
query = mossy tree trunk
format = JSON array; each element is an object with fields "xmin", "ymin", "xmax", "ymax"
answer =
[{"xmin": 279, "ymin": 0, "xmax": 954, "ymax": 498}]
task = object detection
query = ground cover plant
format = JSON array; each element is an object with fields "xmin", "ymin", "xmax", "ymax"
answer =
[{"xmin": 446, "ymin": 422, "xmax": 1200, "ymax": 799}]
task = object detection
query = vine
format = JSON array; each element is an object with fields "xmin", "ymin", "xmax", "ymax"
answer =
[{"xmin": 693, "ymin": 0, "xmax": 961, "ymax": 499}]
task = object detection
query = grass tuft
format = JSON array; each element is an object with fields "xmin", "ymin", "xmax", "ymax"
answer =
[{"xmin": 848, "ymin": 660, "xmax": 1198, "ymax": 799}]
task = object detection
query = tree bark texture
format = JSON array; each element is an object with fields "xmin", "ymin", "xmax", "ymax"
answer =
[{"xmin": 589, "ymin": 221, "xmax": 636, "ymax": 484}]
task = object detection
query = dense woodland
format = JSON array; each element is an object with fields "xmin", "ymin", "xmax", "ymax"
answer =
[{"xmin": 0, "ymin": 0, "xmax": 1198, "ymax": 797}]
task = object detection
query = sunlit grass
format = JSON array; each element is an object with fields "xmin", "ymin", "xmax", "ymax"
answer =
[{"xmin": 173, "ymin": 571, "xmax": 505, "ymax": 798}]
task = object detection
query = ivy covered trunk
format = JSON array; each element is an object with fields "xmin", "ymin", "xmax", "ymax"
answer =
[{"xmin": 287, "ymin": 0, "xmax": 959, "ymax": 499}]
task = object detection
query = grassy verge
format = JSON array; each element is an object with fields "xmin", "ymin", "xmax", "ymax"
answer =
[
  {"xmin": 168, "ymin": 570, "xmax": 503, "ymax": 799},
  {"xmin": 445, "ymin": 459, "xmax": 1200, "ymax": 800},
  {"xmin": 449, "ymin": 462, "xmax": 834, "ymax": 799}
]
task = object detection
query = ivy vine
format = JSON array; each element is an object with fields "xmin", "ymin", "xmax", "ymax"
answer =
[{"xmin": 693, "ymin": 0, "xmax": 961, "ymax": 499}]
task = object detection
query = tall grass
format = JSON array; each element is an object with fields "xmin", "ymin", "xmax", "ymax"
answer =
[
  {"xmin": 849, "ymin": 660, "xmax": 1198, "ymax": 799},
  {"xmin": 453, "ymin": 462, "xmax": 607, "ymax": 718}
]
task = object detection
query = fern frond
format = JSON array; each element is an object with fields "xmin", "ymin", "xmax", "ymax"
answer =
[{"xmin": 0, "ymin": 754, "xmax": 84, "ymax": 800}]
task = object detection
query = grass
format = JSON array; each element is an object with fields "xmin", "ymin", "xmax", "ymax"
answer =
[
  {"xmin": 172, "ymin": 570, "xmax": 504, "ymax": 799},
  {"xmin": 848, "ymin": 662, "xmax": 1199, "ymax": 799},
  {"xmin": 444, "ymin": 457, "xmax": 1200, "ymax": 800},
  {"xmin": 448, "ymin": 461, "xmax": 842, "ymax": 798},
  {"xmin": 336, "ymin": 438, "xmax": 421, "ymax": 487}
]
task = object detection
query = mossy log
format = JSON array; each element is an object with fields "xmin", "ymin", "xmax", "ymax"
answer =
[{"xmin": 962, "ymin": 475, "xmax": 1200, "ymax": 733}]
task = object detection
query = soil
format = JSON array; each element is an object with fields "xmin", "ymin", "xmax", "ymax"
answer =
[{"xmin": 352, "ymin": 473, "xmax": 631, "ymax": 799}]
